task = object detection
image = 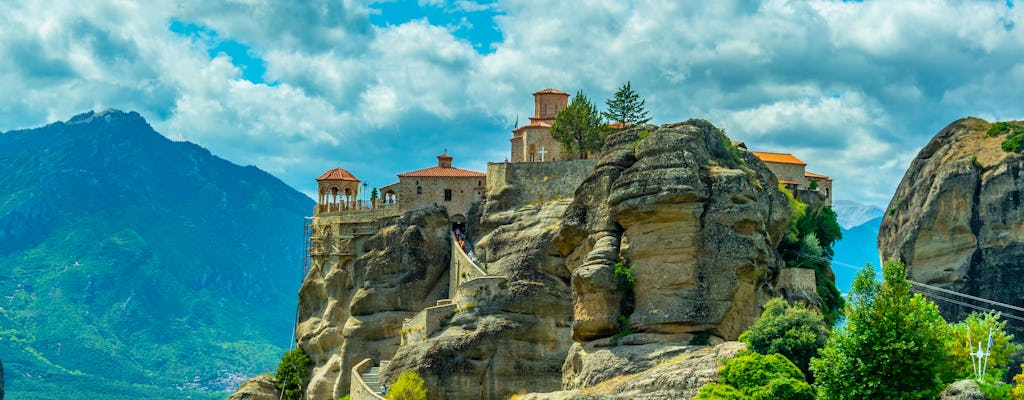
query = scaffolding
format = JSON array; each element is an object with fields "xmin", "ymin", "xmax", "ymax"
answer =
[{"xmin": 303, "ymin": 217, "xmax": 313, "ymax": 277}]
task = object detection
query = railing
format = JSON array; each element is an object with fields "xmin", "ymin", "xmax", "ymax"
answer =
[
  {"xmin": 316, "ymin": 203, "xmax": 401, "ymax": 222},
  {"xmin": 351, "ymin": 358, "xmax": 386, "ymax": 400},
  {"xmin": 401, "ymin": 300, "xmax": 456, "ymax": 345}
]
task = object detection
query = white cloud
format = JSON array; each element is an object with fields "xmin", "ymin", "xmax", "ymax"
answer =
[{"xmin": 2, "ymin": 0, "xmax": 1023, "ymax": 208}]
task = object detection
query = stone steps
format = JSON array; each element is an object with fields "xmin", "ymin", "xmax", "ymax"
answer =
[{"xmin": 362, "ymin": 366, "xmax": 381, "ymax": 393}]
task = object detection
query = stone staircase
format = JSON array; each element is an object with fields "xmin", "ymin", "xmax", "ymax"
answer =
[{"xmin": 362, "ymin": 365, "xmax": 381, "ymax": 393}]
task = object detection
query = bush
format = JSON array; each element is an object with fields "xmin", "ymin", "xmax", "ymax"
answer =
[
  {"xmin": 697, "ymin": 352, "xmax": 811, "ymax": 400},
  {"xmin": 720, "ymin": 352, "xmax": 805, "ymax": 390},
  {"xmin": 810, "ymin": 260, "xmax": 952, "ymax": 400},
  {"xmin": 695, "ymin": 383, "xmax": 747, "ymax": 400},
  {"xmin": 986, "ymin": 121, "xmax": 1024, "ymax": 153},
  {"xmin": 387, "ymin": 371, "xmax": 428, "ymax": 400},
  {"xmin": 946, "ymin": 311, "xmax": 1021, "ymax": 382},
  {"xmin": 739, "ymin": 298, "xmax": 827, "ymax": 376},
  {"xmin": 275, "ymin": 348, "xmax": 311, "ymax": 400}
]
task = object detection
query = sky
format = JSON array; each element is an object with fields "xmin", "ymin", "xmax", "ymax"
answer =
[{"xmin": 1, "ymin": 0, "xmax": 1022, "ymax": 208}]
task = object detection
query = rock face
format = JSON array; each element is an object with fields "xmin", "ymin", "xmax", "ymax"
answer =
[
  {"xmin": 552, "ymin": 120, "xmax": 790, "ymax": 391},
  {"xmin": 381, "ymin": 180, "xmax": 576, "ymax": 399},
  {"xmin": 879, "ymin": 117, "xmax": 1024, "ymax": 331},
  {"xmin": 227, "ymin": 375, "xmax": 281, "ymax": 400},
  {"xmin": 940, "ymin": 379, "xmax": 986, "ymax": 400},
  {"xmin": 296, "ymin": 207, "xmax": 451, "ymax": 399},
  {"xmin": 519, "ymin": 342, "xmax": 747, "ymax": 400}
]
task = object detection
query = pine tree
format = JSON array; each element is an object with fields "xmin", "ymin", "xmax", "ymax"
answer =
[
  {"xmin": 550, "ymin": 90, "xmax": 608, "ymax": 159},
  {"xmin": 603, "ymin": 81, "xmax": 651, "ymax": 128}
]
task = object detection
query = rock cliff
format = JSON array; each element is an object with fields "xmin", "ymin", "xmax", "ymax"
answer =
[
  {"xmin": 879, "ymin": 117, "xmax": 1024, "ymax": 332},
  {"xmin": 227, "ymin": 375, "xmax": 280, "ymax": 400},
  {"xmin": 552, "ymin": 120, "xmax": 791, "ymax": 391},
  {"xmin": 296, "ymin": 207, "xmax": 451, "ymax": 399}
]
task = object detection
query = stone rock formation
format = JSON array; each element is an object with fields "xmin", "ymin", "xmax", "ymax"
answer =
[
  {"xmin": 518, "ymin": 341, "xmax": 747, "ymax": 400},
  {"xmin": 940, "ymin": 379, "xmax": 986, "ymax": 400},
  {"xmin": 227, "ymin": 375, "xmax": 281, "ymax": 400},
  {"xmin": 552, "ymin": 120, "xmax": 790, "ymax": 389},
  {"xmin": 380, "ymin": 177, "xmax": 576, "ymax": 399},
  {"xmin": 879, "ymin": 117, "xmax": 1024, "ymax": 331},
  {"xmin": 296, "ymin": 207, "xmax": 451, "ymax": 399}
]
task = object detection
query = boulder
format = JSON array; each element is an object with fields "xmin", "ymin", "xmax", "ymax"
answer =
[
  {"xmin": 940, "ymin": 379, "xmax": 986, "ymax": 400},
  {"xmin": 227, "ymin": 375, "xmax": 280, "ymax": 400},
  {"xmin": 879, "ymin": 117, "xmax": 1024, "ymax": 332}
]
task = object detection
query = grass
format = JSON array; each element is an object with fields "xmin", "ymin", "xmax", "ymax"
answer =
[{"xmin": 986, "ymin": 121, "xmax": 1024, "ymax": 153}]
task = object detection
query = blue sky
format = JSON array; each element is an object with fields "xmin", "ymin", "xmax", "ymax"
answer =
[{"xmin": 1, "ymin": 0, "xmax": 1022, "ymax": 208}]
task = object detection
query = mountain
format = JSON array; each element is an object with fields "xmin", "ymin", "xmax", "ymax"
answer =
[
  {"xmin": 0, "ymin": 110, "xmax": 314, "ymax": 399},
  {"xmin": 831, "ymin": 199, "xmax": 884, "ymax": 230},
  {"xmin": 831, "ymin": 216, "xmax": 882, "ymax": 293}
]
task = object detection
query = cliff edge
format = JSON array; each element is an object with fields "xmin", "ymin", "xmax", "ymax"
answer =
[{"xmin": 879, "ymin": 117, "xmax": 1024, "ymax": 332}]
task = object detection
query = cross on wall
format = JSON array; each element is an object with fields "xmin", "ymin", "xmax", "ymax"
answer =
[{"xmin": 538, "ymin": 146, "xmax": 547, "ymax": 162}]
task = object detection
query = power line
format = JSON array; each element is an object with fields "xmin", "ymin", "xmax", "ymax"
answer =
[{"xmin": 908, "ymin": 280, "xmax": 1024, "ymax": 314}]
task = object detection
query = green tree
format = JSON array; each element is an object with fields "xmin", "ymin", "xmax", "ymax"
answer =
[
  {"xmin": 386, "ymin": 371, "xmax": 428, "ymax": 400},
  {"xmin": 739, "ymin": 298, "xmax": 828, "ymax": 377},
  {"xmin": 697, "ymin": 352, "xmax": 813, "ymax": 400},
  {"xmin": 946, "ymin": 311, "xmax": 1021, "ymax": 382},
  {"xmin": 810, "ymin": 260, "xmax": 952, "ymax": 400},
  {"xmin": 370, "ymin": 187, "xmax": 379, "ymax": 204},
  {"xmin": 776, "ymin": 185, "xmax": 844, "ymax": 326},
  {"xmin": 550, "ymin": 90, "xmax": 608, "ymax": 159},
  {"xmin": 603, "ymin": 81, "xmax": 651, "ymax": 128},
  {"xmin": 275, "ymin": 348, "xmax": 311, "ymax": 400}
]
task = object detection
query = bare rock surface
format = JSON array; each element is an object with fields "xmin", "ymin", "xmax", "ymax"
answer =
[
  {"xmin": 296, "ymin": 207, "xmax": 451, "ymax": 399},
  {"xmin": 940, "ymin": 379, "xmax": 986, "ymax": 400},
  {"xmin": 381, "ymin": 184, "xmax": 575, "ymax": 399},
  {"xmin": 879, "ymin": 117, "xmax": 1024, "ymax": 332},
  {"xmin": 521, "ymin": 341, "xmax": 746, "ymax": 400},
  {"xmin": 226, "ymin": 374, "xmax": 281, "ymax": 400}
]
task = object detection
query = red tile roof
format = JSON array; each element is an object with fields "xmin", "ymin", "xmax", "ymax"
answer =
[
  {"xmin": 752, "ymin": 152, "xmax": 807, "ymax": 166},
  {"xmin": 317, "ymin": 167, "xmax": 360, "ymax": 182},
  {"xmin": 805, "ymin": 171, "xmax": 831, "ymax": 180},
  {"xmin": 534, "ymin": 88, "xmax": 569, "ymax": 96},
  {"xmin": 398, "ymin": 166, "xmax": 486, "ymax": 178},
  {"xmin": 512, "ymin": 121, "xmax": 553, "ymax": 133}
]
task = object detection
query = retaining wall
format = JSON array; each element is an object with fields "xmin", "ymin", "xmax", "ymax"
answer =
[
  {"xmin": 486, "ymin": 159, "xmax": 596, "ymax": 203},
  {"xmin": 351, "ymin": 358, "xmax": 385, "ymax": 400}
]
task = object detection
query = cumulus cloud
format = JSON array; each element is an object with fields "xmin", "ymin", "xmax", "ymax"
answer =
[{"xmin": 1, "ymin": 0, "xmax": 1022, "ymax": 208}]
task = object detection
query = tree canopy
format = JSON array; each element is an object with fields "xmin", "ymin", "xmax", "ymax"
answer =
[
  {"xmin": 739, "ymin": 298, "xmax": 827, "ymax": 377},
  {"xmin": 386, "ymin": 370, "xmax": 428, "ymax": 400},
  {"xmin": 276, "ymin": 348, "xmax": 311, "ymax": 400},
  {"xmin": 810, "ymin": 260, "xmax": 951, "ymax": 400},
  {"xmin": 550, "ymin": 90, "xmax": 608, "ymax": 159},
  {"xmin": 603, "ymin": 81, "xmax": 651, "ymax": 128}
]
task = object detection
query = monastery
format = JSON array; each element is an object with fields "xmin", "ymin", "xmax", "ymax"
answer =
[{"xmin": 312, "ymin": 88, "xmax": 832, "ymax": 222}]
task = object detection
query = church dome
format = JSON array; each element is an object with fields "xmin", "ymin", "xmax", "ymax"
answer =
[{"xmin": 316, "ymin": 167, "xmax": 360, "ymax": 182}]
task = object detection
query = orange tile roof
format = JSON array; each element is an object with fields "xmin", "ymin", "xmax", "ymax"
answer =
[
  {"xmin": 778, "ymin": 178, "xmax": 801, "ymax": 185},
  {"xmin": 805, "ymin": 171, "xmax": 831, "ymax": 180},
  {"xmin": 316, "ymin": 167, "xmax": 360, "ymax": 182},
  {"xmin": 608, "ymin": 121, "xmax": 630, "ymax": 129},
  {"xmin": 534, "ymin": 88, "xmax": 569, "ymax": 96},
  {"xmin": 512, "ymin": 121, "xmax": 552, "ymax": 133},
  {"xmin": 752, "ymin": 152, "xmax": 807, "ymax": 166},
  {"xmin": 398, "ymin": 166, "xmax": 486, "ymax": 178}
]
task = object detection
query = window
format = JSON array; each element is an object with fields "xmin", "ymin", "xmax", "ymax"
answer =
[
  {"xmin": 444, "ymin": 189, "xmax": 452, "ymax": 201},
  {"xmin": 417, "ymin": 186, "xmax": 422, "ymax": 194}
]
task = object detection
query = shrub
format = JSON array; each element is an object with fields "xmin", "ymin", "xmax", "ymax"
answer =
[
  {"xmin": 695, "ymin": 383, "xmax": 747, "ymax": 400},
  {"xmin": 986, "ymin": 121, "xmax": 1024, "ymax": 153},
  {"xmin": 739, "ymin": 298, "xmax": 827, "ymax": 376},
  {"xmin": 750, "ymin": 377, "xmax": 814, "ymax": 400},
  {"xmin": 946, "ymin": 311, "xmax": 1021, "ymax": 382},
  {"xmin": 720, "ymin": 352, "xmax": 805, "ymax": 390},
  {"xmin": 275, "ymin": 348, "xmax": 311, "ymax": 400},
  {"xmin": 387, "ymin": 371, "xmax": 428, "ymax": 400},
  {"xmin": 810, "ymin": 260, "xmax": 952, "ymax": 400}
]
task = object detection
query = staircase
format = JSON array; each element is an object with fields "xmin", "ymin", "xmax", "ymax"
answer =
[{"xmin": 362, "ymin": 365, "xmax": 381, "ymax": 394}]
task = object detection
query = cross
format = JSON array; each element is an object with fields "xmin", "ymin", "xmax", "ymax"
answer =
[{"xmin": 538, "ymin": 146, "xmax": 547, "ymax": 162}]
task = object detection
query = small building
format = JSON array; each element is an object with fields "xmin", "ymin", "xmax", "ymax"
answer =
[
  {"xmin": 315, "ymin": 167, "xmax": 362, "ymax": 214},
  {"xmin": 752, "ymin": 151, "xmax": 832, "ymax": 206},
  {"xmin": 510, "ymin": 89, "xmax": 570, "ymax": 163},
  {"xmin": 387, "ymin": 153, "xmax": 487, "ymax": 221}
]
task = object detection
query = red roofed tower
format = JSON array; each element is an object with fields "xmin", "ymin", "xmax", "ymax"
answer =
[{"xmin": 511, "ymin": 88, "xmax": 570, "ymax": 163}]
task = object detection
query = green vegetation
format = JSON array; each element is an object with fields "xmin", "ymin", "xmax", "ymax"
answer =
[
  {"xmin": 551, "ymin": 90, "xmax": 609, "ymax": 159},
  {"xmin": 386, "ymin": 371, "xmax": 429, "ymax": 400},
  {"xmin": 612, "ymin": 260, "xmax": 636, "ymax": 339},
  {"xmin": 696, "ymin": 352, "xmax": 813, "ymax": 400},
  {"xmin": 713, "ymin": 137, "xmax": 746, "ymax": 169},
  {"xmin": 689, "ymin": 331, "xmax": 712, "ymax": 346},
  {"xmin": 370, "ymin": 187, "xmax": 379, "ymax": 203},
  {"xmin": 276, "ymin": 348, "xmax": 311, "ymax": 400},
  {"xmin": 603, "ymin": 81, "xmax": 651, "ymax": 128},
  {"xmin": 986, "ymin": 121, "xmax": 1024, "ymax": 152},
  {"xmin": 739, "ymin": 298, "xmax": 827, "ymax": 377},
  {"xmin": 946, "ymin": 311, "xmax": 1021, "ymax": 382},
  {"xmin": 810, "ymin": 260, "xmax": 950, "ymax": 400},
  {"xmin": 776, "ymin": 185, "xmax": 844, "ymax": 326}
]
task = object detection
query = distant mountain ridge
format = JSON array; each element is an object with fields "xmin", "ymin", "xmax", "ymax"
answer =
[
  {"xmin": 831, "ymin": 199, "xmax": 884, "ymax": 230},
  {"xmin": 0, "ymin": 110, "xmax": 314, "ymax": 399}
]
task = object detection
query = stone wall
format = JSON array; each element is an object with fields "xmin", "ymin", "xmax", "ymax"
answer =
[
  {"xmin": 775, "ymin": 267, "xmax": 819, "ymax": 307},
  {"xmin": 765, "ymin": 162, "xmax": 806, "ymax": 187},
  {"xmin": 400, "ymin": 301, "xmax": 456, "ymax": 345},
  {"xmin": 351, "ymin": 359, "xmax": 385, "ymax": 400},
  {"xmin": 454, "ymin": 276, "xmax": 506, "ymax": 310},
  {"xmin": 397, "ymin": 176, "xmax": 485, "ymax": 219},
  {"xmin": 450, "ymin": 234, "xmax": 489, "ymax": 292},
  {"xmin": 486, "ymin": 159, "xmax": 597, "ymax": 204}
]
